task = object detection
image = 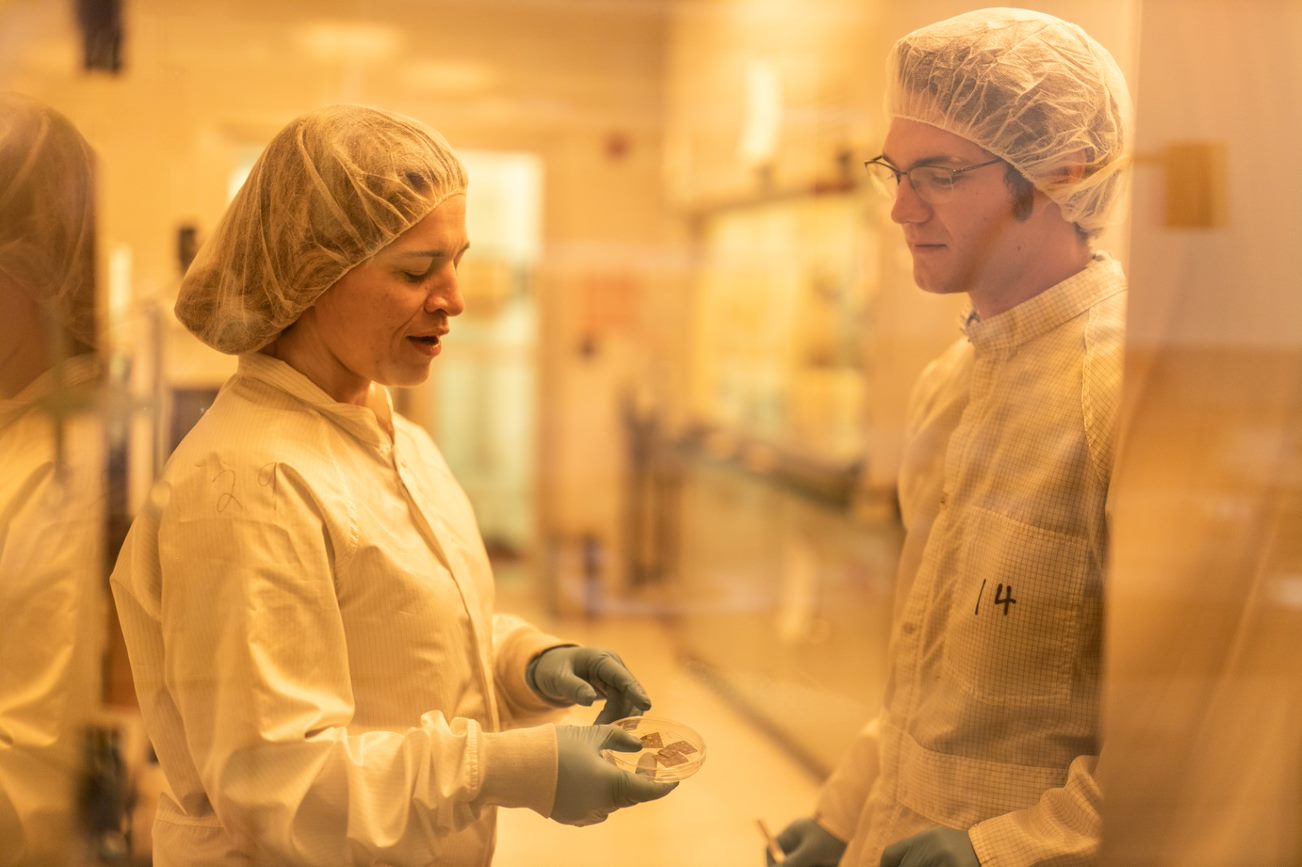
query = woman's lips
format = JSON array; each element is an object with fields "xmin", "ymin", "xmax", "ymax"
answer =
[{"xmin": 407, "ymin": 335, "xmax": 442, "ymax": 356}]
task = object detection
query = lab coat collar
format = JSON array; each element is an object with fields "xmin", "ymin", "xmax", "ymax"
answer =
[
  {"xmin": 962, "ymin": 252, "xmax": 1125, "ymax": 354},
  {"xmin": 235, "ymin": 353, "xmax": 396, "ymax": 450},
  {"xmin": 0, "ymin": 354, "xmax": 101, "ymax": 431}
]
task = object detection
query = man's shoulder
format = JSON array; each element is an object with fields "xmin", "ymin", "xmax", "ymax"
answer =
[
  {"xmin": 1081, "ymin": 287, "xmax": 1127, "ymax": 480},
  {"xmin": 915, "ymin": 336, "xmax": 972, "ymax": 397},
  {"xmin": 1083, "ymin": 287, "xmax": 1127, "ymax": 382},
  {"xmin": 1088, "ymin": 284, "xmax": 1125, "ymax": 331},
  {"xmin": 904, "ymin": 337, "xmax": 973, "ymax": 436}
]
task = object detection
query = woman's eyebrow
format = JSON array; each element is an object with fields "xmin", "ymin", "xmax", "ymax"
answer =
[{"xmin": 390, "ymin": 242, "xmax": 471, "ymax": 261}]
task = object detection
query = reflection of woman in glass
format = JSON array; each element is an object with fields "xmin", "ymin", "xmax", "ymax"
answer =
[
  {"xmin": 110, "ymin": 105, "xmax": 673, "ymax": 865},
  {"xmin": 0, "ymin": 93, "xmax": 105, "ymax": 865}
]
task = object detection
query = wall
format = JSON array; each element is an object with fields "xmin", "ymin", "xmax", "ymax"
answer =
[
  {"xmin": 662, "ymin": 0, "xmax": 1139, "ymax": 496},
  {"xmin": 0, "ymin": 0, "xmax": 676, "ymax": 598},
  {"xmin": 1103, "ymin": 1, "xmax": 1302, "ymax": 862},
  {"xmin": 655, "ymin": 0, "xmax": 1142, "ymax": 776}
]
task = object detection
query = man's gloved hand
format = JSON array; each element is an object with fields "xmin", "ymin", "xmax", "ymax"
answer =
[
  {"xmin": 769, "ymin": 817, "xmax": 847, "ymax": 866},
  {"xmin": 551, "ymin": 724, "xmax": 678, "ymax": 826},
  {"xmin": 880, "ymin": 827, "xmax": 979, "ymax": 867},
  {"xmin": 528, "ymin": 646, "xmax": 652, "ymax": 724}
]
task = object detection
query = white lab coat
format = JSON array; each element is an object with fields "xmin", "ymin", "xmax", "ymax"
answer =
[
  {"xmin": 816, "ymin": 254, "xmax": 1126, "ymax": 865},
  {"xmin": 111, "ymin": 353, "xmax": 567, "ymax": 866},
  {"xmin": 0, "ymin": 357, "xmax": 106, "ymax": 866}
]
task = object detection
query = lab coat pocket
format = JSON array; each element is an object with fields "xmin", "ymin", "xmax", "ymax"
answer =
[{"xmin": 941, "ymin": 506, "xmax": 1088, "ymax": 703}]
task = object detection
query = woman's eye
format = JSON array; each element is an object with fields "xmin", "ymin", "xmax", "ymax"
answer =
[{"xmin": 402, "ymin": 271, "xmax": 427, "ymax": 283}]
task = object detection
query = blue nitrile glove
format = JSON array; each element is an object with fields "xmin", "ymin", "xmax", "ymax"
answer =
[
  {"xmin": 770, "ymin": 817, "xmax": 848, "ymax": 866},
  {"xmin": 527, "ymin": 646, "xmax": 652, "ymax": 725},
  {"xmin": 880, "ymin": 827, "xmax": 979, "ymax": 867},
  {"xmin": 551, "ymin": 724, "xmax": 678, "ymax": 826}
]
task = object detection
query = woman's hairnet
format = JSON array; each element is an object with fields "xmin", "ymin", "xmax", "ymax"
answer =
[
  {"xmin": 0, "ymin": 93, "xmax": 98, "ymax": 349},
  {"xmin": 886, "ymin": 8, "xmax": 1133, "ymax": 236},
  {"xmin": 176, "ymin": 105, "xmax": 467, "ymax": 354}
]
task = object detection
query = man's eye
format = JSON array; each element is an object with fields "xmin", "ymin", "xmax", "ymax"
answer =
[
  {"xmin": 402, "ymin": 272, "xmax": 427, "ymax": 283},
  {"xmin": 916, "ymin": 168, "xmax": 952, "ymax": 189}
]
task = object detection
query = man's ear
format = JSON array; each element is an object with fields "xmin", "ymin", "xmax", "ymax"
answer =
[
  {"xmin": 1051, "ymin": 152, "xmax": 1091, "ymax": 185},
  {"xmin": 1030, "ymin": 157, "xmax": 1089, "ymax": 216},
  {"xmin": 1060, "ymin": 164, "xmax": 1089, "ymax": 183}
]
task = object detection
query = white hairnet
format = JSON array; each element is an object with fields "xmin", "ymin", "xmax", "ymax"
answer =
[
  {"xmin": 0, "ymin": 93, "xmax": 98, "ymax": 348},
  {"xmin": 176, "ymin": 105, "xmax": 467, "ymax": 354},
  {"xmin": 886, "ymin": 8, "xmax": 1133, "ymax": 236}
]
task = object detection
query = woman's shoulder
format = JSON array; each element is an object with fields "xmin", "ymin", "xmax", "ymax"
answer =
[{"xmin": 161, "ymin": 379, "xmax": 341, "ymax": 506}]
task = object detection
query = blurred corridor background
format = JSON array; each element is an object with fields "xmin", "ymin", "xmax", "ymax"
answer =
[{"xmin": 2, "ymin": 0, "xmax": 1299, "ymax": 864}]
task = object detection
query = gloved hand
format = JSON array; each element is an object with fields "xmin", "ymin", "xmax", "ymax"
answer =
[
  {"xmin": 527, "ymin": 645, "xmax": 652, "ymax": 724},
  {"xmin": 551, "ymin": 724, "xmax": 678, "ymax": 826},
  {"xmin": 769, "ymin": 817, "xmax": 847, "ymax": 866},
  {"xmin": 880, "ymin": 827, "xmax": 979, "ymax": 867}
]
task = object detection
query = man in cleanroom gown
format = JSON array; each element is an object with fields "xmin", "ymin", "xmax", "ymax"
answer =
[
  {"xmin": 770, "ymin": 9, "xmax": 1133, "ymax": 866},
  {"xmin": 109, "ymin": 105, "xmax": 676, "ymax": 866},
  {"xmin": 0, "ymin": 94, "xmax": 107, "ymax": 866}
]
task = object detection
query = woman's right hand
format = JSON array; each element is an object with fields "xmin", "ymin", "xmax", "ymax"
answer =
[{"xmin": 550, "ymin": 725, "xmax": 678, "ymax": 826}]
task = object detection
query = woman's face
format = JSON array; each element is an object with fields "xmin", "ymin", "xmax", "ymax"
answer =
[{"xmin": 279, "ymin": 194, "xmax": 468, "ymax": 404}]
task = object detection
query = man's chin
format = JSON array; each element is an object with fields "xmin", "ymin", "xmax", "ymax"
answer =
[{"xmin": 912, "ymin": 269, "xmax": 962, "ymax": 296}]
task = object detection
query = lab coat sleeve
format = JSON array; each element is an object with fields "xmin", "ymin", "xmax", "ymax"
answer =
[
  {"xmin": 491, "ymin": 613, "xmax": 569, "ymax": 726},
  {"xmin": 0, "ymin": 459, "xmax": 102, "ymax": 866},
  {"xmin": 126, "ymin": 464, "xmax": 558, "ymax": 866},
  {"xmin": 813, "ymin": 716, "xmax": 882, "ymax": 842},
  {"xmin": 967, "ymin": 753, "xmax": 1100, "ymax": 866}
]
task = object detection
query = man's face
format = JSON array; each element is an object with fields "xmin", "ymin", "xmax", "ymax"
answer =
[
  {"xmin": 302, "ymin": 194, "xmax": 469, "ymax": 393},
  {"xmin": 882, "ymin": 118, "xmax": 1037, "ymax": 300}
]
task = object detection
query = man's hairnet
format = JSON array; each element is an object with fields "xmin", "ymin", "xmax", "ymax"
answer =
[
  {"xmin": 176, "ymin": 105, "xmax": 467, "ymax": 354},
  {"xmin": 886, "ymin": 8, "xmax": 1133, "ymax": 236},
  {"xmin": 0, "ymin": 94, "xmax": 98, "ymax": 349}
]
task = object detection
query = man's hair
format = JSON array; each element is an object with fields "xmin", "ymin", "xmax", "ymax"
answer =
[{"xmin": 1003, "ymin": 165, "xmax": 1090, "ymax": 244}]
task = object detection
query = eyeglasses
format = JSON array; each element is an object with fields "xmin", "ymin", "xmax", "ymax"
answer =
[{"xmin": 863, "ymin": 155, "xmax": 1004, "ymax": 203}]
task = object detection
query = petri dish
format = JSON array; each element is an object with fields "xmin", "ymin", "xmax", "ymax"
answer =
[{"xmin": 603, "ymin": 716, "xmax": 707, "ymax": 782}]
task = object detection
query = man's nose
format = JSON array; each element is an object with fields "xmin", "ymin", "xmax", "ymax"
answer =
[{"xmin": 890, "ymin": 180, "xmax": 932, "ymax": 224}]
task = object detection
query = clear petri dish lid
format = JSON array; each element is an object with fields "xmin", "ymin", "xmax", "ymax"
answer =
[{"xmin": 603, "ymin": 716, "xmax": 707, "ymax": 782}]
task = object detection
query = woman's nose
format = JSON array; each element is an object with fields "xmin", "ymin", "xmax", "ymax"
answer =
[{"xmin": 425, "ymin": 271, "xmax": 465, "ymax": 317}]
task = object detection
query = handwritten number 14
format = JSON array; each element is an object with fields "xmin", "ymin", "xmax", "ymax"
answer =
[{"xmin": 974, "ymin": 580, "xmax": 1017, "ymax": 616}]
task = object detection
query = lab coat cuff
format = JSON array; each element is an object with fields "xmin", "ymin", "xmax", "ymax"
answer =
[
  {"xmin": 501, "ymin": 631, "xmax": 574, "ymax": 712},
  {"xmin": 811, "ymin": 805, "xmax": 857, "ymax": 845},
  {"xmin": 476, "ymin": 724, "xmax": 558, "ymax": 817},
  {"xmin": 967, "ymin": 819, "xmax": 1009, "ymax": 865}
]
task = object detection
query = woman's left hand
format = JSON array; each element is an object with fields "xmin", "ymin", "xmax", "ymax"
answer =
[{"xmin": 527, "ymin": 646, "xmax": 652, "ymax": 724}]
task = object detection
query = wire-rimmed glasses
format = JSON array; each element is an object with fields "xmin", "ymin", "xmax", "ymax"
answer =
[{"xmin": 863, "ymin": 155, "xmax": 1004, "ymax": 203}]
